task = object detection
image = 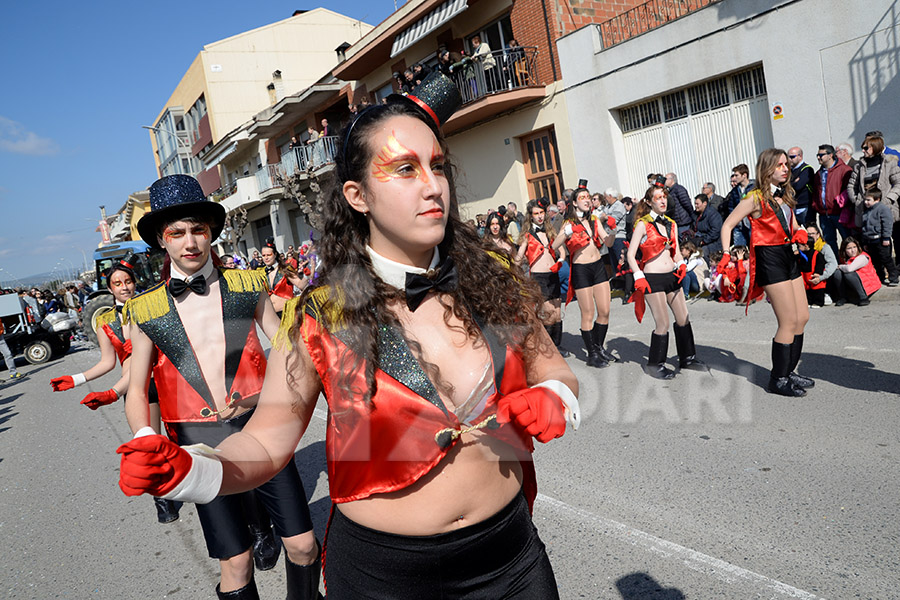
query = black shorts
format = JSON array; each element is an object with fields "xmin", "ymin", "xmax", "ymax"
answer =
[
  {"xmin": 324, "ymin": 492, "xmax": 558, "ymax": 599},
  {"xmin": 754, "ymin": 244, "xmax": 800, "ymax": 287},
  {"xmin": 644, "ymin": 272, "xmax": 680, "ymax": 294},
  {"xmin": 532, "ymin": 271, "xmax": 561, "ymax": 301},
  {"xmin": 570, "ymin": 259, "xmax": 608, "ymax": 290},
  {"xmin": 147, "ymin": 378, "xmax": 159, "ymax": 405},
  {"xmin": 170, "ymin": 409, "xmax": 313, "ymax": 559}
]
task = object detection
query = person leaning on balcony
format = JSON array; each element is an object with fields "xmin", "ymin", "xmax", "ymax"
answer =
[
  {"xmin": 471, "ymin": 34, "xmax": 497, "ymax": 92},
  {"xmin": 289, "ymin": 135, "xmax": 301, "ymax": 150},
  {"xmin": 503, "ymin": 39, "xmax": 526, "ymax": 87}
]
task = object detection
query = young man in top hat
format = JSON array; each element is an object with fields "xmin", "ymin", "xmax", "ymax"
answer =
[{"xmin": 117, "ymin": 174, "xmax": 321, "ymax": 600}]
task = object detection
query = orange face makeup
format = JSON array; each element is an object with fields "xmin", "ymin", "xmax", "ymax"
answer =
[
  {"xmin": 371, "ymin": 132, "xmax": 444, "ymax": 184},
  {"xmin": 163, "ymin": 223, "xmax": 211, "ymax": 244}
]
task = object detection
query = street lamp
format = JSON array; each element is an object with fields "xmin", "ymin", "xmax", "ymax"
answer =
[
  {"xmin": 143, "ymin": 124, "xmax": 193, "ymax": 177},
  {"xmin": 142, "ymin": 124, "xmax": 191, "ymax": 150}
]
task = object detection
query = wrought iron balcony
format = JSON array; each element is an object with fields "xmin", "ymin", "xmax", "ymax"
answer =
[
  {"xmin": 443, "ymin": 46, "xmax": 539, "ymax": 105},
  {"xmin": 598, "ymin": 0, "xmax": 722, "ymax": 49}
]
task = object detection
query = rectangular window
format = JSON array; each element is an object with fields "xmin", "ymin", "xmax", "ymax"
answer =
[
  {"xmin": 661, "ymin": 90, "xmax": 687, "ymax": 121},
  {"xmin": 732, "ymin": 66, "xmax": 765, "ymax": 102},
  {"xmin": 687, "ymin": 83, "xmax": 709, "ymax": 114},
  {"xmin": 374, "ymin": 81, "xmax": 394, "ymax": 104},
  {"xmin": 521, "ymin": 128, "xmax": 562, "ymax": 203},
  {"xmin": 708, "ymin": 76, "xmax": 729, "ymax": 108}
]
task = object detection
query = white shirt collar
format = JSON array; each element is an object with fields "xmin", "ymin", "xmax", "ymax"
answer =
[
  {"xmin": 115, "ymin": 299, "xmax": 125, "ymax": 307},
  {"xmin": 366, "ymin": 246, "xmax": 440, "ymax": 290},
  {"xmin": 650, "ymin": 210, "xmax": 663, "ymax": 220},
  {"xmin": 170, "ymin": 255, "xmax": 216, "ymax": 283}
]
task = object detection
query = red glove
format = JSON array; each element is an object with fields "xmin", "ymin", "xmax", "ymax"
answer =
[
  {"xmin": 303, "ymin": 267, "xmax": 311, "ymax": 277},
  {"xmin": 81, "ymin": 389, "xmax": 118, "ymax": 410},
  {"xmin": 716, "ymin": 252, "xmax": 731, "ymax": 274},
  {"xmin": 549, "ymin": 260, "xmax": 563, "ymax": 274},
  {"xmin": 116, "ymin": 435, "xmax": 192, "ymax": 497},
  {"xmin": 791, "ymin": 229, "xmax": 808, "ymax": 245},
  {"xmin": 496, "ymin": 387, "xmax": 566, "ymax": 443},
  {"xmin": 634, "ymin": 277, "xmax": 651, "ymax": 295},
  {"xmin": 675, "ymin": 263, "xmax": 687, "ymax": 283},
  {"xmin": 606, "ymin": 216, "xmax": 617, "ymax": 230},
  {"xmin": 51, "ymin": 376, "xmax": 75, "ymax": 391}
]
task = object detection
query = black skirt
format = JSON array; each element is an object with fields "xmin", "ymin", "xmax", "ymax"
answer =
[
  {"xmin": 644, "ymin": 271, "xmax": 680, "ymax": 294},
  {"xmin": 571, "ymin": 258, "xmax": 608, "ymax": 290},
  {"xmin": 754, "ymin": 244, "xmax": 800, "ymax": 287},
  {"xmin": 532, "ymin": 271, "xmax": 561, "ymax": 300}
]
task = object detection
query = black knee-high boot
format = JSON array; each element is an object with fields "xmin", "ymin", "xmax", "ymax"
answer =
[
  {"xmin": 285, "ymin": 545, "xmax": 323, "ymax": 600},
  {"xmin": 788, "ymin": 333, "xmax": 814, "ymax": 388},
  {"xmin": 549, "ymin": 322, "xmax": 569, "ymax": 357},
  {"xmin": 242, "ymin": 491, "xmax": 281, "ymax": 571},
  {"xmin": 216, "ymin": 577, "xmax": 260, "ymax": 600},
  {"xmin": 592, "ymin": 322, "xmax": 619, "ymax": 363},
  {"xmin": 767, "ymin": 340, "xmax": 805, "ymax": 396},
  {"xmin": 153, "ymin": 497, "xmax": 181, "ymax": 524},
  {"xmin": 644, "ymin": 332, "xmax": 674, "ymax": 379},
  {"xmin": 581, "ymin": 329, "xmax": 606, "ymax": 367},
  {"xmin": 673, "ymin": 322, "xmax": 706, "ymax": 370}
]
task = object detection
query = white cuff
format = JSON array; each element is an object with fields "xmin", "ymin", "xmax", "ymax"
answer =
[
  {"xmin": 675, "ymin": 258, "xmax": 686, "ymax": 267},
  {"xmin": 72, "ymin": 373, "xmax": 87, "ymax": 387},
  {"xmin": 162, "ymin": 445, "xmax": 224, "ymax": 504},
  {"xmin": 133, "ymin": 426, "xmax": 157, "ymax": 438},
  {"xmin": 563, "ymin": 223, "xmax": 573, "ymax": 237},
  {"xmin": 533, "ymin": 380, "xmax": 580, "ymax": 430},
  {"xmin": 633, "ymin": 270, "xmax": 645, "ymax": 280}
]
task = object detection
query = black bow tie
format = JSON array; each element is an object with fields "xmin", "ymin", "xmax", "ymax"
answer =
[
  {"xmin": 533, "ymin": 225, "xmax": 546, "ymax": 233},
  {"xmin": 404, "ymin": 257, "xmax": 459, "ymax": 312},
  {"xmin": 773, "ymin": 187, "xmax": 784, "ymax": 199},
  {"xmin": 168, "ymin": 275, "xmax": 207, "ymax": 298},
  {"xmin": 265, "ymin": 265, "xmax": 275, "ymax": 274},
  {"xmin": 115, "ymin": 305, "xmax": 123, "ymax": 314},
  {"xmin": 655, "ymin": 216, "xmax": 667, "ymax": 225}
]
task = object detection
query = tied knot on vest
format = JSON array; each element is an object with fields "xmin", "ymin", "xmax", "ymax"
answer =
[
  {"xmin": 434, "ymin": 414, "xmax": 500, "ymax": 449},
  {"xmin": 404, "ymin": 256, "xmax": 458, "ymax": 312},
  {"xmin": 168, "ymin": 275, "xmax": 207, "ymax": 297}
]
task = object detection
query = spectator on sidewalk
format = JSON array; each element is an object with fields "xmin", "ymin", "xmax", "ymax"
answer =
[
  {"xmin": 860, "ymin": 189, "xmax": 899, "ymax": 286},
  {"xmin": 701, "ymin": 182, "xmax": 725, "ymax": 217},
  {"xmin": 805, "ymin": 224, "xmax": 838, "ymax": 305},
  {"xmin": 600, "ymin": 188, "xmax": 627, "ymax": 272},
  {"xmin": 836, "ymin": 143, "xmax": 858, "ymax": 170},
  {"xmin": 813, "ymin": 144, "xmax": 853, "ymax": 256},
  {"xmin": 723, "ymin": 164, "xmax": 755, "ymax": 246},
  {"xmin": 693, "ymin": 193, "xmax": 723, "ymax": 258},
  {"xmin": 833, "ymin": 237, "xmax": 881, "ymax": 306},
  {"xmin": 847, "ymin": 133, "xmax": 900, "ymax": 268},
  {"xmin": 0, "ymin": 318, "xmax": 23, "ymax": 380},
  {"xmin": 789, "ymin": 146, "xmax": 816, "ymax": 225},
  {"xmin": 664, "ymin": 172, "xmax": 694, "ymax": 236}
]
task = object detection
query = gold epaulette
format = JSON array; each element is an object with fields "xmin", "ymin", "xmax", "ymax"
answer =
[
  {"xmin": 272, "ymin": 296, "xmax": 302, "ymax": 352},
  {"xmin": 92, "ymin": 306, "xmax": 117, "ymax": 334},
  {"xmin": 272, "ymin": 286, "xmax": 345, "ymax": 351},
  {"xmin": 122, "ymin": 281, "xmax": 169, "ymax": 325},
  {"xmin": 638, "ymin": 213, "xmax": 674, "ymax": 225},
  {"xmin": 487, "ymin": 250, "xmax": 512, "ymax": 270},
  {"xmin": 222, "ymin": 267, "xmax": 268, "ymax": 293}
]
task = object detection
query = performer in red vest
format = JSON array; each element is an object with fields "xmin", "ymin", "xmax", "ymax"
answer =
[
  {"xmin": 260, "ymin": 238, "xmax": 307, "ymax": 314},
  {"xmin": 117, "ymin": 175, "xmax": 321, "ymax": 599},
  {"xmin": 720, "ymin": 148, "xmax": 812, "ymax": 397},
  {"xmin": 626, "ymin": 186, "xmax": 706, "ymax": 379},
  {"xmin": 552, "ymin": 180, "xmax": 619, "ymax": 367},
  {"xmin": 516, "ymin": 197, "xmax": 568, "ymax": 356},
  {"xmin": 116, "ymin": 72, "xmax": 579, "ymax": 599},
  {"xmin": 49, "ymin": 262, "xmax": 182, "ymax": 523}
]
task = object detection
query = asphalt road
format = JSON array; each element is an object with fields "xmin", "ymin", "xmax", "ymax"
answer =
[{"xmin": 1, "ymin": 289, "xmax": 898, "ymax": 599}]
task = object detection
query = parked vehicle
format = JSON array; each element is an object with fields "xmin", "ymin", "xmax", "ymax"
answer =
[
  {"xmin": 82, "ymin": 241, "xmax": 165, "ymax": 345},
  {"xmin": 0, "ymin": 292, "xmax": 78, "ymax": 365}
]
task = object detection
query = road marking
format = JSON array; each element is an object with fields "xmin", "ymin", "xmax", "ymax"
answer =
[{"xmin": 536, "ymin": 493, "xmax": 824, "ymax": 599}]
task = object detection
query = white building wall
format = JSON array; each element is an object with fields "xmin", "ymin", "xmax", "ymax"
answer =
[{"xmin": 557, "ymin": 0, "xmax": 900, "ymax": 198}]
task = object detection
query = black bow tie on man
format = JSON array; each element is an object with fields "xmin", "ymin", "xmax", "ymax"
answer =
[
  {"xmin": 168, "ymin": 275, "xmax": 208, "ymax": 297},
  {"xmin": 533, "ymin": 225, "xmax": 546, "ymax": 233},
  {"xmin": 265, "ymin": 265, "xmax": 275, "ymax": 274},
  {"xmin": 404, "ymin": 257, "xmax": 459, "ymax": 312}
]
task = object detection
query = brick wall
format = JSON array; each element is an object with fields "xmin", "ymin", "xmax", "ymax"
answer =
[{"xmin": 556, "ymin": 0, "xmax": 646, "ymax": 36}]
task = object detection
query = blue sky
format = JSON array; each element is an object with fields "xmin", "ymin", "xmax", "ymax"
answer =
[{"xmin": 0, "ymin": 0, "xmax": 394, "ymax": 285}]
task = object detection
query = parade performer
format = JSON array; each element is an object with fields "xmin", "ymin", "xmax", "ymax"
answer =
[
  {"xmin": 49, "ymin": 262, "xmax": 182, "ymax": 523},
  {"xmin": 259, "ymin": 238, "xmax": 307, "ymax": 313},
  {"xmin": 552, "ymin": 180, "xmax": 619, "ymax": 367},
  {"xmin": 115, "ymin": 72, "xmax": 579, "ymax": 599},
  {"xmin": 720, "ymin": 148, "xmax": 812, "ymax": 397},
  {"xmin": 484, "ymin": 210, "xmax": 515, "ymax": 254},
  {"xmin": 516, "ymin": 197, "xmax": 567, "ymax": 355},
  {"xmin": 626, "ymin": 186, "xmax": 705, "ymax": 379},
  {"xmin": 117, "ymin": 175, "xmax": 320, "ymax": 599}
]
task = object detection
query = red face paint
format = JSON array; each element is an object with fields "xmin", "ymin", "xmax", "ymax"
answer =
[{"xmin": 371, "ymin": 132, "xmax": 446, "ymax": 184}]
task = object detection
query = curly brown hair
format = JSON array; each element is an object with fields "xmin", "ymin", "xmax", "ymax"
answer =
[{"xmin": 286, "ymin": 101, "xmax": 546, "ymax": 406}]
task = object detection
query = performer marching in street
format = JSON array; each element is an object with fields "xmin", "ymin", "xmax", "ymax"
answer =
[
  {"xmin": 49, "ymin": 261, "xmax": 182, "ymax": 523},
  {"xmin": 118, "ymin": 175, "xmax": 321, "ymax": 599},
  {"xmin": 115, "ymin": 72, "xmax": 579, "ymax": 599},
  {"xmin": 553, "ymin": 180, "xmax": 619, "ymax": 367},
  {"xmin": 260, "ymin": 238, "xmax": 307, "ymax": 314},
  {"xmin": 516, "ymin": 197, "xmax": 568, "ymax": 356},
  {"xmin": 720, "ymin": 148, "xmax": 812, "ymax": 397},
  {"xmin": 626, "ymin": 186, "xmax": 705, "ymax": 379}
]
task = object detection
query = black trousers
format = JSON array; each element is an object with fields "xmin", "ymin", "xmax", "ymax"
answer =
[
  {"xmin": 324, "ymin": 493, "xmax": 558, "ymax": 599},
  {"xmin": 863, "ymin": 239, "xmax": 899, "ymax": 282},
  {"xmin": 832, "ymin": 269, "xmax": 868, "ymax": 302}
]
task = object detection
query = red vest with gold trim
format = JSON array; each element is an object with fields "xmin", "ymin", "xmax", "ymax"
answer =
[
  {"xmin": 564, "ymin": 217, "xmax": 602, "ymax": 257},
  {"xmin": 636, "ymin": 213, "xmax": 677, "ymax": 268},
  {"xmin": 749, "ymin": 191, "xmax": 794, "ymax": 248},
  {"xmin": 101, "ymin": 322, "xmax": 132, "ymax": 365},
  {"xmin": 524, "ymin": 230, "xmax": 556, "ymax": 268}
]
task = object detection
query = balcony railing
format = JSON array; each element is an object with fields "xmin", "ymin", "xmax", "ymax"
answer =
[
  {"xmin": 444, "ymin": 47, "xmax": 539, "ymax": 105},
  {"xmin": 598, "ymin": 0, "xmax": 722, "ymax": 49},
  {"xmin": 280, "ymin": 136, "xmax": 339, "ymax": 176},
  {"xmin": 256, "ymin": 164, "xmax": 281, "ymax": 193}
]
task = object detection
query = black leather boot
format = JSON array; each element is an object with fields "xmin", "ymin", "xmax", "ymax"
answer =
[
  {"xmin": 767, "ymin": 340, "xmax": 806, "ymax": 397},
  {"xmin": 644, "ymin": 332, "xmax": 674, "ymax": 379},
  {"xmin": 592, "ymin": 322, "xmax": 620, "ymax": 363},
  {"xmin": 216, "ymin": 577, "xmax": 260, "ymax": 600},
  {"xmin": 250, "ymin": 524, "xmax": 281, "ymax": 571},
  {"xmin": 788, "ymin": 333, "xmax": 814, "ymax": 389},
  {"xmin": 549, "ymin": 322, "xmax": 569, "ymax": 357},
  {"xmin": 153, "ymin": 497, "xmax": 181, "ymax": 524},
  {"xmin": 285, "ymin": 546, "xmax": 323, "ymax": 600},
  {"xmin": 673, "ymin": 322, "xmax": 706, "ymax": 371},
  {"xmin": 581, "ymin": 329, "xmax": 607, "ymax": 367}
]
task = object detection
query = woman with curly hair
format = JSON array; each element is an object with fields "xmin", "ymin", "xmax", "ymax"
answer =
[
  {"xmin": 627, "ymin": 186, "xmax": 705, "ymax": 379},
  {"xmin": 720, "ymin": 148, "xmax": 812, "ymax": 397},
  {"xmin": 552, "ymin": 182, "xmax": 618, "ymax": 367},
  {"xmin": 516, "ymin": 198, "xmax": 567, "ymax": 355},
  {"xmin": 115, "ymin": 74, "xmax": 578, "ymax": 599},
  {"xmin": 260, "ymin": 239, "xmax": 308, "ymax": 313},
  {"xmin": 484, "ymin": 210, "xmax": 515, "ymax": 254}
]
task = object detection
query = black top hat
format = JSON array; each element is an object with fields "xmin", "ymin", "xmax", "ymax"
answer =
[
  {"xmin": 137, "ymin": 175, "xmax": 226, "ymax": 248},
  {"xmin": 388, "ymin": 71, "xmax": 462, "ymax": 129},
  {"xmin": 577, "ymin": 179, "xmax": 589, "ymax": 190}
]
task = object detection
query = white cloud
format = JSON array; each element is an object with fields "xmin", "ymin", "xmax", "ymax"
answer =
[{"xmin": 0, "ymin": 116, "xmax": 59, "ymax": 156}]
